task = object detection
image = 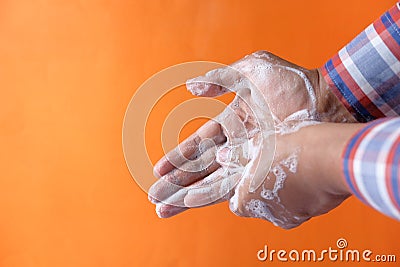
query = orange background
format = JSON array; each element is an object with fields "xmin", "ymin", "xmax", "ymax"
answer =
[{"xmin": 0, "ymin": 0, "xmax": 399, "ymax": 266}]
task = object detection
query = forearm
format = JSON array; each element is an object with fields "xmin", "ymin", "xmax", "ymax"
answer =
[
  {"xmin": 297, "ymin": 119, "xmax": 400, "ymax": 220},
  {"xmin": 298, "ymin": 123, "xmax": 365, "ymax": 196}
]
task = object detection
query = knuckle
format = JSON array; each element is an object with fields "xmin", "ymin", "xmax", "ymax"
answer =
[{"xmin": 163, "ymin": 171, "xmax": 181, "ymax": 185}]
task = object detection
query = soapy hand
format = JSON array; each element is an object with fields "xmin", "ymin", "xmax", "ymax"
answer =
[{"xmin": 148, "ymin": 51, "xmax": 354, "ymax": 228}]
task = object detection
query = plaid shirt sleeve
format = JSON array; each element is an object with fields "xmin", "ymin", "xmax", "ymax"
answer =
[
  {"xmin": 343, "ymin": 118, "xmax": 400, "ymax": 220},
  {"xmin": 322, "ymin": 3, "xmax": 400, "ymax": 122}
]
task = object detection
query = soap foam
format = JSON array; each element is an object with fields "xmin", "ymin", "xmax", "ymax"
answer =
[{"xmin": 185, "ymin": 52, "xmax": 321, "ymax": 227}]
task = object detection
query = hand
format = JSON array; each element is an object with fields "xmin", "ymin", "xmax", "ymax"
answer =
[
  {"xmin": 223, "ymin": 123, "xmax": 355, "ymax": 229},
  {"xmin": 148, "ymin": 51, "xmax": 355, "ymax": 228},
  {"xmin": 185, "ymin": 51, "xmax": 356, "ymax": 123}
]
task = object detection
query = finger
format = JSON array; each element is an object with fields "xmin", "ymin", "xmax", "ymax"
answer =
[
  {"xmin": 156, "ymin": 135, "xmax": 249, "ymax": 209},
  {"xmin": 153, "ymin": 119, "xmax": 226, "ymax": 178},
  {"xmin": 184, "ymin": 172, "xmax": 242, "ymax": 207},
  {"xmin": 149, "ymin": 147, "xmax": 221, "ymax": 203},
  {"xmin": 155, "ymin": 203, "xmax": 189, "ymax": 218},
  {"xmin": 248, "ymin": 134, "xmax": 275, "ymax": 193},
  {"xmin": 227, "ymin": 139, "xmax": 271, "ymax": 215},
  {"xmin": 185, "ymin": 50, "xmax": 302, "ymax": 98},
  {"xmin": 156, "ymin": 194, "xmax": 230, "ymax": 218},
  {"xmin": 151, "ymin": 98, "xmax": 246, "ymax": 204},
  {"xmin": 155, "ymin": 194, "xmax": 229, "ymax": 218},
  {"xmin": 186, "ymin": 63, "xmax": 247, "ymax": 97},
  {"xmin": 227, "ymin": 171, "xmax": 278, "ymax": 224},
  {"xmin": 154, "ymin": 168, "xmax": 229, "ymax": 218},
  {"xmin": 227, "ymin": 160, "xmax": 301, "ymax": 229}
]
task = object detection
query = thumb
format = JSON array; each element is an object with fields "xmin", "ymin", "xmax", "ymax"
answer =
[{"xmin": 186, "ymin": 65, "xmax": 246, "ymax": 97}]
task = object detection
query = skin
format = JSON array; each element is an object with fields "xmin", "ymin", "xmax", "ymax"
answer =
[{"xmin": 148, "ymin": 51, "xmax": 360, "ymax": 228}]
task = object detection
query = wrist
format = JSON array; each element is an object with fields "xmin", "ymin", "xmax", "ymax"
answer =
[
  {"xmin": 298, "ymin": 123, "xmax": 365, "ymax": 197},
  {"xmin": 314, "ymin": 68, "xmax": 357, "ymax": 123}
]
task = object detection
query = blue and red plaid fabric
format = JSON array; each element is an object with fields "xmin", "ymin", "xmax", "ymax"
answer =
[
  {"xmin": 322, "ymin": 3, "xmax": 400, "ymax": 220},
  {"xmin": 343, "ymin": 118, "xmax": 400, "ymax": 220},
  {"xmin": 322, "ymin": 3, "xmax": 400, "ymax": 122}
]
